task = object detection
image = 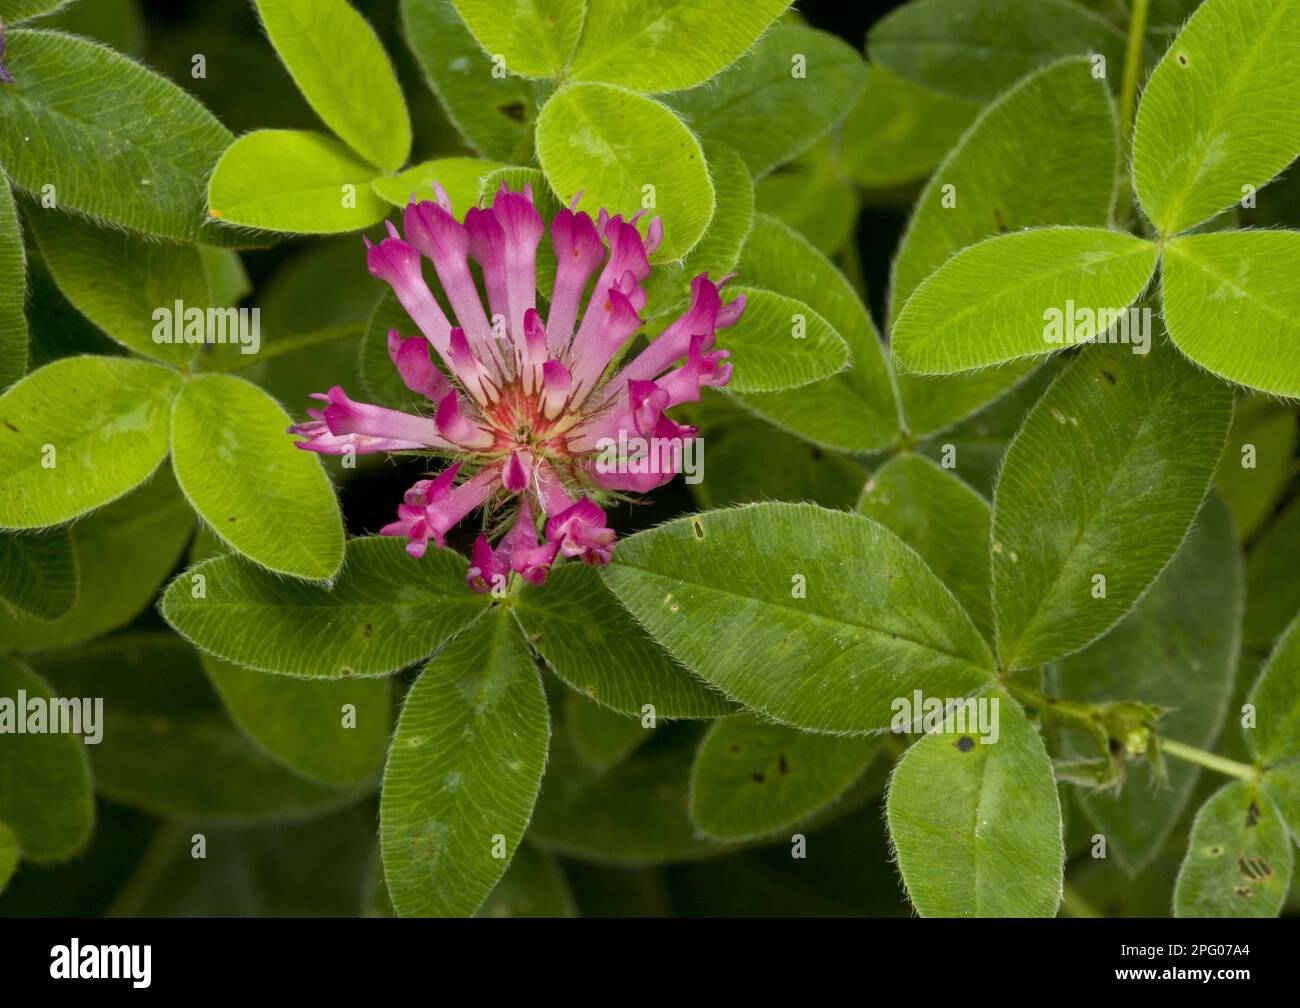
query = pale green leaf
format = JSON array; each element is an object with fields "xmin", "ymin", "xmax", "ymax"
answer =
[
  {"xmin": 886, "ymin": 690, "xmax": 1063, "ymax": 917},
  {"xmin": 643, "ymin": 142, "xmax": 754, "ymax": 318},
  {"xmin": 1162, "ymin": 230, "xmax": 1300, "ymax": 397},
  {"xmin": 570, "ymin": 0, "xmax": 787, "ymax": 93},
  {"xmin": 712, "ymin": 286, "xmax": 847, "ymax": 393},
  {"xmin": 1246, "ymin": 612, "xmax": 1300, "ymax": 766},
  {"xmin": 450, "ymin": 0, "xmax": 584, "ymax": 80},
  {"xmin": 731, "ymin": 214, "xmax": 900, "ymax": 452},
  {"xmin": 0, "ymin": 0, "xmax": 70, "ymax": 20},
  {"xmin": 858, "ymin": 453, "xmax": 993, "ymax": 641},
  {"xmin": 203, "ymin": 655, "xmax": 391, "ymax": 787},
  {"xmin": 0, "ymin": 355, "xmax": 180, "ymax": 529},
  {"xmin": 892, "ymin": 227, "xmax": 1159, "ymax": 375},
  {"xmin": 171, "ymin": 373, "xmax": 344, "ymax": 580},
  {"xmin": 888, "ymin": 58, "xmax": 1118, "ymax": 317},
  {"xmin": 536, "ymin": 83, "xmax": 714, "ymax": 262},
  {"xmin": 1174, "ymin": 780, "xmax": 1292, "ymax": 917},
  {"xmin": 0, "ymin": 528, "xmax": 75, "ymax": 621},
  {"xmin": 26, "ymin": 208, "xmax": 209, "ymax": 367},
  {"xmin": 0, "ymin": 180, "xmax": 27, "ymax": 389},
  {"xmin": 207, "ymin": 129, "xmax": 389, "ymax": 234},
  {"xmin": 669, "ymin": 23, "xmax": 867, "ymax": 178},
  {"xmin": 690, "ymin": 713, "xmax": 879, "ymax": 841},
  {"xmin": 162, "ymin": 536, "xmax": 487, "ymax": 678},
  {"xmin": 868, "ymin": 0, "xmax": 1126, "ymax": 103},
  {"xmin": 840, "ymin": 64, "xmax": 977, "ymax": 190},
  {"xmin": 381, "ymin": 608, "xmax": 549, "ymax": 917},
  {"xmin": 1132, "ymin": 0, "xmax": 1300, "ymax": 236},
  {"xmin": 371, "ymin": 155, "xmax": 508, "ymax": 212},
  {"xmin": 513, "ymin": 562, "xmax": 733, "ymax": 718},
  {"xmin": 0, "ymin": 468, "xmax": 193, "ymax": 653},
  {"xmin": 992, "ymin": 340, "xmax": 1233, "ymax": 669},
  {"xmin": 1053, "ymin": 496, "xmax": 1241, "ymax": 873},
  {"xmin": 602, "ymin": 503, "xmax": 996, "ymax": 734},
  {"xmin": 32, "ymin": 634, "xmax": 354, "ymax": 821},
  {"xmin": 0, "ymin": 29, "xmax": 234, "ymax": 242},
  {"xmin": 0, "ymin": 656, "xmax": 93, "ymax": 862},
  {"xmin": 888, "ymin": 58, "xmax": 1118, "ymax": 436},
  {"xmin": 255, "ymin": 0, "xmax": 410, "ymax": 170},
  {"xmin": 400, "ymin": 0, "xmax": 542, "ymax": 162}
]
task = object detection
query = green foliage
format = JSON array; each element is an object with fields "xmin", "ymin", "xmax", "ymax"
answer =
[
  {"xmin": 400, "ymin": 0, "xmax": 542, "ymax": 162},
  {"xmin": 203, "ymin": 656, "xmax": 391, "ymax": 787},
  {"xmin": 858, "ymin": 454, "xmax": 993, "ymax": 641},
  {"xmin": 603, "ymin": 503, "xmax": 995, "ymax": 733},
  {"xmin": 711, "ymin": 286, "xmax": 847, "ymax": 393},
  {"xmin": 0, "ymin": 470, "xmax": 193, "ymax": 652},
  {"xmin": 0, "ymin": 29, "xmax": 233, "ymax": 241},
  {"xmin": 27, "ymin": 208, "xmax": 208, "ymax": 366},
  {"xmin": 868, "ymin": 0, "xmax": 1126, "ymax": 102},
  {"xmin": 0, "ymin": 180, "xmax": 27, "ymax": 388},
  {"xmin": 0, "ymin": 656, "xmax": 93, "ymax": 863},
  {"xmin": 162, "ymin": 537, "xmax": 486, "ymax": 678},
  {"xmin": 992, "ymin": 341, "xmax": 1232, "ymax": 668},
  {"xmin": 32, "ymin": 635, "xmax": 355, "ymax": 821},
  {"xmin": 0, "ymin": 356, "xmax": 180, "ymax": 529},
  {"xmin": 1132, "ymin": 0, "xmax": 1300, "ymax": 237},
  {"xmin": 1052, "ymin": 496, "xmax": 1241, "ymax": 872},
  {"xmin": 1174, "ymin": 780, "xmax": 1293, "ymax": 917},
  {"xmin": 513, "ymin": 563, "xmax": 734, "ymax": 719},
  {"xmin": 4, "ymin": 0, "xmax": 1299, "ymax": 923},
  {"xmin": 207, "ymin": 130, "xmax": 391, "ymax": 234},
  {"xmin": 450, "ymin": 0, "xmax": 585, "ymax": 80},
  {"xmin": 670, "ymin": 23, "xmax": 867, "ymax": 178},
  {"xmin": 731, "ymin": 214, "xmax": 899, "ymax": 452},
  {"xmin": 0, "ymin": 528, "xmax": 75, "ymax": 621},
  {"xmin": 171, "ymin": 373, "xmax": 344, "ymax": 580},
  {"xmin": 381, "ymin": 609, "xmax": 549, "ymax": 916},
  {"xmin": 888, "ymin": 58, "xmax": 1117, "ymax": 436},
  {"xmin": 568, "ymin": 0, "xmax": 787, "ymax": 93},
  {"xmin": 537, "ymin": 83, "xmax": 714, "ymax": 261},
  {"xmin": 893, "ymin": 228, "xmax": 1159, "ymax": 375},
  {"xmin": 689, "ymin": 713, "xmax": 879, "ymax": 841},
  {"xmin": 887, "ymin": 690, "xmax": 1063, "ymax": 917},
  {"xmin": 1162, "ymin": 231, "xmax": 1300, "ymax": 397},
  {"xmin": 255, "ymin": 0, "xmax": 411, "ymax": 171}
]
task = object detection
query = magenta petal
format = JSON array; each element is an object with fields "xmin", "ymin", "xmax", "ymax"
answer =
[
  {"xmin": 434, "ymin": 390, "xmax": 492, "ymax": 449},
  {"xmin": 389, "ymin": 330, "xmax": 451, "ymax": 401}
]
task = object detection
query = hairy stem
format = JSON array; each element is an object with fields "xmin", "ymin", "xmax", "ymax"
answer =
[
  {"xmin": 1118, "ymin": 0, "xmax": 1150, "ymax": 141},
  {"xmin": 1158, "ymin": 738, "xmax": 1259, "ymax": 782}
]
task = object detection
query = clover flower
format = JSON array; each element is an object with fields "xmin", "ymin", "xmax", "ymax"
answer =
[{"xmin": 291, "ymin": 182, "xmax": 743, "ymax": 592}]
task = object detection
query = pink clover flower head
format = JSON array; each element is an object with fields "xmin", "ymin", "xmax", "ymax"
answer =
[{"xmin": 290, "ymin": 183, "xmax": 744, "ymax": 589}]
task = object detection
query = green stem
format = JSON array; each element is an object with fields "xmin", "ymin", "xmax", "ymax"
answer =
[
  {"xmin": 1117, "ymin": 0, "xmax": 1150, "ymax": 142},
  {"xmin": 1159, "ymin": 738, "xmax": 1258, "ymax": 781}
]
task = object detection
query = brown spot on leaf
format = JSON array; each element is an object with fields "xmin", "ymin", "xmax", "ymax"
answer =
[
  {"xmin": 1246, "ymin": 801, "xmax": 1261, "ymax": 828},
  {"xmin": 1101, "ymin": 369, "xmax": 1116, "ymax": 385},
  {"xmin": 499, "ymin": 102, "xmax": 526, "ymax": 123},
  {"xmin": 778, "ymin": 754, "xmax": 789, "ymax": 775},
  {"xmin": 955, "ymin": 736, "xmax": 975, "ymax": 753},
  {"xmin": 752, "ymin": 771, "xmax": 766, "ymax": 783}
]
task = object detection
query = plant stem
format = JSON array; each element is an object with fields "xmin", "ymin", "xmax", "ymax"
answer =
[
  {"xmin": 1118, "ymin": 0, "xmax": 1150, "ymax": 141},
  {"xmin": 1159, "ymin": 738, "xmax": 1258, "ymax": 781}
]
